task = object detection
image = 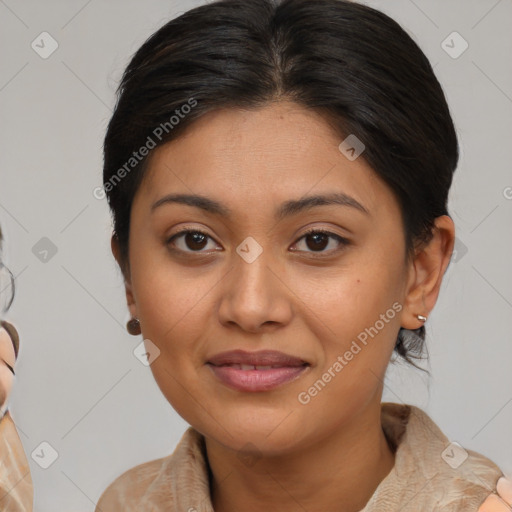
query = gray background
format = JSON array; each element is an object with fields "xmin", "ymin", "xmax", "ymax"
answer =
[{"xmin": 1, "ymin": 0, "xmax": 511, "ymax": 510}]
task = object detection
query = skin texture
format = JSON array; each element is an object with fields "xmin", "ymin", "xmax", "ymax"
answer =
[
  {"xmin": 478, "ymin": 476, "xmax": 512, "ymax": 511},
  {"xmin": 112, "ymin": 100, "xmax": 455, "ymax": 512},
  {"xmin": 0, "ymin": 326, "xmax": 16, "ymax": 412}
]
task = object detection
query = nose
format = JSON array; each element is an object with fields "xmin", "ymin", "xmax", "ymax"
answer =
[{"xmin": 217, "ymin": 249, "xmax": 293, "ymax": 333}]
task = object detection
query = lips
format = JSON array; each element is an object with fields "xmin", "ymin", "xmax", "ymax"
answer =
[
  {"xmin": 206, "ymin": 349, "xmax": 309, "ymax": 368},
  {"xmin": 206, "ymin": 350, "xmax": 311, "ymax": 392}
]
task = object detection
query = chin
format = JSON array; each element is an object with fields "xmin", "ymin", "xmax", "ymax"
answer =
[{"xmin": 207, "ymin": 413, "xmax": 305, "ymax": 454}]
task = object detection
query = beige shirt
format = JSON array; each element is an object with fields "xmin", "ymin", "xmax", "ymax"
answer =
[
  {"xmin": 96, "ymin": 402, "xmax": 504, "ymax": 511},
  {"xmin": 0, "ymin": 411, "xmax": 33, "ymax": 511}
]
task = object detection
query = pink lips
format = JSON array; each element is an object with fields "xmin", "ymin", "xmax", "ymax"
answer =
[{"xmin": 206, "ymin": 349, "xmax": 310, "ymax": 392}]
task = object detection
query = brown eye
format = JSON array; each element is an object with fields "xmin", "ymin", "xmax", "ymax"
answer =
[
  {"xmin": 293, "ymin": 229, "xmax": 349, "ymax": 255},
  {"xmin": 167, "ymin": 230, "xmax": 217, "ymax": 253},
  {"xmin": 166, "ymin": 228, "xmax": 349, "ymax": 256}
]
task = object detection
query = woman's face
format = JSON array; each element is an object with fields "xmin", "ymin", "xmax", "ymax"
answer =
[{"xmin": 121, "ymin": 100, "xmax": 420, "ymax": 453}]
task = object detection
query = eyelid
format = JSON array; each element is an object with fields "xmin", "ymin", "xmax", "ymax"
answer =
[
  {"xmin": 166, "ymin": 225, "xmax": 350, "ymax": 256},
  {"xmin": 298, "ymin": 226, "xmax": 350, "ymax": 240},
  {"xmin": 1, "ymin": 358, "xmax": 15, "ymax": 376},
  {"xmin": 291, "ymin": 227, "xmax": 350, "ymax": 255},
  {"xmin": 166, "ymin": 226, "xmax": 216, "ymax": 246}
]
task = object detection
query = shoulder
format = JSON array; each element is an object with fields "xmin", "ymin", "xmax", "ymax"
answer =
[
  {"xmin": 0, "ymin": 412, "xmax": 33, "ymax": 511},
  {"xmin": 95, "ymin": 456, "xmax": 171, "ymax": 511},
  {"xmin": 398, "ymin": 404, "xmax": 504, "ymax": 510},
  {"xmin": 95, "ymin": 426, "xmax": 206, "ymax": 511}
]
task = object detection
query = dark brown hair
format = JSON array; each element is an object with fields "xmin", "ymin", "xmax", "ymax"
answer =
[{"xmin": 102, "ymin": 0, "xmax": 458, "ymax": 370}]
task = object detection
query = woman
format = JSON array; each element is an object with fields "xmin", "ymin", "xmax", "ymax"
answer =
[
  {"xmin": 0, "ymin": 225, "xmax": 33, "ymax": 511},
  {"xmin": 95, "ymin": 0, "xmax": 510, "ymax": 510}
]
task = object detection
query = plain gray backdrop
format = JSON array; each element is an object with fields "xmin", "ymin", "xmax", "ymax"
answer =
[{"xmin": 1, "ymin": 0, "xmax": 511, "ymax": 510}]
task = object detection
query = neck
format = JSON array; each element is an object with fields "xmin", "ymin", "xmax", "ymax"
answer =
[{"xmin": 204, "ymin": 398, "xmax": 395, "ymax": 512}]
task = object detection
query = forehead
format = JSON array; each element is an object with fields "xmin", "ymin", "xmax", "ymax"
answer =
[{"xmin": 136, "ymin": 101, "xmax": 397, "ymax": 221}]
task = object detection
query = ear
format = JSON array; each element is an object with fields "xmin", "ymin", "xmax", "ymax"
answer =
[
  {"xmin": 111, "ymin": 234, "xmax": 137, "ymax": 320},
  {"xmin": 401, "ymin": 215, "xmax": 455, "ymax": 330}
]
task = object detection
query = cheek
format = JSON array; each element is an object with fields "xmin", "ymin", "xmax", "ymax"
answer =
[
  {"xmin": 287, "ymin": 255, "xmax": 404, "ymax": 390},
  {"xmin": 293, "ymin": 274, "xmax": 401, "ymax": 419},
  {"xmin": 292, "ymin": 261, "xmax": 403, "ymax": 340},
  {"xmin": 131, "ymin": 252, "xmax": 213, "ymax": 365},
  {"xmin": 132, "ymin": 267, "xmax": 209, "ymax": 422},
  {"xmin": 131, "ymin": 242, "xmax": 186, "ymax": 331}
]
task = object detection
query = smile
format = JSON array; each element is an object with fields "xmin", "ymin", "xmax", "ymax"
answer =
[{"xmin": 206, "ymin": 363, "xmax": 310, "ymax": 392}]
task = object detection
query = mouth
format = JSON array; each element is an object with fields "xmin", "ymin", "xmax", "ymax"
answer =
[
  {"xmin": 206, "ymin": 350, "xmax": 310, "ymax": 392},
  {"xmin": 206, "ymin": 349, "xmax": 309, "ymax": 367}
]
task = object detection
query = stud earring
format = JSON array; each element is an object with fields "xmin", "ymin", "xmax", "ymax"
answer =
[
  {"xmin": 126, "ymin": 317, "xmax": 141, "ymax": 335},
  {"xmin": 417, "ymin": 314, "xmax": 427, "ymax": 323}
]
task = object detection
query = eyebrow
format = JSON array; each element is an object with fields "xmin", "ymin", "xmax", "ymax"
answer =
[{"xmin": 151, "ymin": 192, "xmax": 370, "ymax": 220}]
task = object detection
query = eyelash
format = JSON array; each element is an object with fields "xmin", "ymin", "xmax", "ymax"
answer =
[
  {"xmin": 1, "ymin": 357, "xmax": 15, "ymax": 376},
  {"xmin": 166, "ymin": 227, "xmax": 350, "ymax": 257}
]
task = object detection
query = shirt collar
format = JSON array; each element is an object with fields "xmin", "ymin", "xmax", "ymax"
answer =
[{"xmin": 135, "ymin": 402, "xmax": 503, "ymax": 511}]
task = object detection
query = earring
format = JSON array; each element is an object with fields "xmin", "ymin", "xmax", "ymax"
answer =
[
  {"xmin": 126, "ymin": 317, "xmax": 141, "ymax": 335},
  {"xmin": 417, "ymin": 314, "xmax": 427, "ymax": 323}
]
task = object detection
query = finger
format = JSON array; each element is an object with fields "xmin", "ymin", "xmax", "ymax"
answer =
[
  {"xmin": 478, "ymin": 493, "xmax": 511, "ymax": 512},
  {"xmin": 497, "ymin": 477, "xmax": 512, "ymax": 506}
]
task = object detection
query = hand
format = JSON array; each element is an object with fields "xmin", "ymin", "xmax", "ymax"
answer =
[{"xmin": 478, "ymin": 476, "xmax": 512, "ymax": 511}]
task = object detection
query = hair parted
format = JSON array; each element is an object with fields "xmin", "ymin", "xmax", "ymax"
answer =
[{"xmin": 102, "ymin": 0, "xmax": 459, "ymax": 370}]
